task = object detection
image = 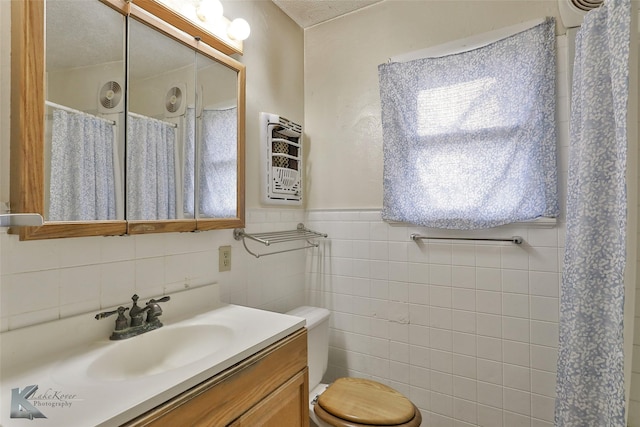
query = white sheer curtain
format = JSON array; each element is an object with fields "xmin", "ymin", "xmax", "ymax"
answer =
[
  {"xmin": 378, "ymin": 19, "xmax": 558, "ymax": 229},
  {"xmin": 555, "ymin": 0, "xmax": 631, "ymax": 424},
  {"xmin": 49, "ymin": 109, "xmax": 117, "ymax": 221},
  {"xmin": 182, "ymin": 107, "xmax": 196, "ymax": 217},
  {"xmin": 126, "ymin": 113, "xmax": 177, "ymax": 220}
]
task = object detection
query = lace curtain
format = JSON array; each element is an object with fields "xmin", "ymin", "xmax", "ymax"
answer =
[{"xmin": 378, "ymin": 18, "xmax": 558, "ymax": 229}]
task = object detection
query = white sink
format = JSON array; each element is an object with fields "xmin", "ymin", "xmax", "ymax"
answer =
[
  {"xmin": 86, "ymin": 324, "xmax": 233, "ymax": 381},
  {"xmin": 1, "ymin": 286, "xmax": 305, "ymax": 427}
]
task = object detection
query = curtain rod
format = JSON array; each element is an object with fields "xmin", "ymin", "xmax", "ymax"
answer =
[
  {"xmin": 410, "ymin": 234, "xmax": 524, "ymax": 245},
  {"xmin": 46, "ymin": 101, "xmax": 116, "ymax": 125},
  {"xmin": 128, "ymin": 111, "xmax": 178, "ymax": 128},
  {"xmin": 389, "ymin": 17, "xmax": 547, "ymax": 63}
]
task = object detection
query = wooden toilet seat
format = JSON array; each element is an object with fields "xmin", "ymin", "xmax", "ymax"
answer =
[{"xmin": 314, "ymin": 378, "xmax": 422, "ymax": 427}]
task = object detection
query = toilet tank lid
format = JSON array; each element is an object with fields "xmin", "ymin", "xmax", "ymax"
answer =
[{"xmin": 286, "ymin": 306, "xmax": 330, "ymax": 329}]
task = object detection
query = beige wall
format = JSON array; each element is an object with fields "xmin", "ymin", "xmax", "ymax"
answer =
[
  {"xmin": 304, "ymin": 0, "xmax": 561, "ymax": 210},
  {"xmin": 223, "ymin": 0, "xmax": 305, "ymax": 209}
]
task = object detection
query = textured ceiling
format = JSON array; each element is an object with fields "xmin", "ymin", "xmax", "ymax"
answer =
[
  {"xmin": 272, "ymin": 0, "xmax": 383, "ymax": 28},
  {"xmin": 46, "ymin": 0, "xmax": 195, "ymax": 79}
]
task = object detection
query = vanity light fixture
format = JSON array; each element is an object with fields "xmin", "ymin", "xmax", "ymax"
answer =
[
  {"xmin": 195, "ymin": 0, "xmax": 223, "ymax": 23},
  {"xmin": 228, "ymin": 18, "xmax": 250, "ymax": 41}
]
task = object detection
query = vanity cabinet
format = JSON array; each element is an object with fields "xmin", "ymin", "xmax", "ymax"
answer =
[{"xmin": 124, "ymin": 328, "xmax": 309, "ymax": 427}]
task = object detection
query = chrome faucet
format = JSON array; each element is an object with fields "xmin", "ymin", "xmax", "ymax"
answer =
[{"xmin": 95, "ymin": 294, "xmax": 171, "ymax": 340}]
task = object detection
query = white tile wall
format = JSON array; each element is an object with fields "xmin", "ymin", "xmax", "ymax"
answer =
[
  {"xmin": 306, "ymin": 210, "xmax": 563, "ymax": 426},
  {"xmin": 0, "ymin": 209, "xmax": 307, "ymax": 331}
]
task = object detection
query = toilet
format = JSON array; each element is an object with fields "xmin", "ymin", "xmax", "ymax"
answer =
[{"xmin": 287, "ymin": 306, "xmax": 422, "ymax": 427}]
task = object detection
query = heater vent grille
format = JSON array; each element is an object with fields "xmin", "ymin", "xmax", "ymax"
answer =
[{"xmin": 260, "ymin": 112, "xmax": 303, "ymax": 205}]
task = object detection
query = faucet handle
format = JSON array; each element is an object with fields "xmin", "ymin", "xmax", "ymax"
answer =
[
  {"xmin": 95, "ymin": 306, "xmax": 129, "ymax": 320},
  {"xmin": 95, "ymin": 306, "xmax": 130, "ymax": 332},
  {"xmin": 145, "ymin": 295, "xmax": 170, "ymax": 324}
]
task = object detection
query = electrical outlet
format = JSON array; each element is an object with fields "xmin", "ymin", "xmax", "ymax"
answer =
[{"xmin": 219, "ymin": 246, "xmax": 231, "ymax": 272}]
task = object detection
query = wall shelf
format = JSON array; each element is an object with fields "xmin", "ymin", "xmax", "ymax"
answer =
[
  {"xmin": 233, "ymin": 223, "xmax": 328, "ymax": 258},
  {"xmin": 0, "ymin": 214, "xmax": 44, "ymax": 228}
]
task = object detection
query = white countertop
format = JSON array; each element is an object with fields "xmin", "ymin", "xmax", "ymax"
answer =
[{"xmin": 0, "ymin": 285, "xmax": 305, "ymax": 427}]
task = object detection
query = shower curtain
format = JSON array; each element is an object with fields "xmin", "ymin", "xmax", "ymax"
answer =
[
  {"xmin": 555, "ymin": 0, "xmax": 630, "ymax": 424},
  {"xmin": 49, "ymin": 109, "xmax": 117, "ymax": 221},
  {"xmin": 127, "ymin": 114, "xmax": 177, "ymax": 220}
]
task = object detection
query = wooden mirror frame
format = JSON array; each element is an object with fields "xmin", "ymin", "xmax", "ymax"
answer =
[{"xmin": 10, "ymin": 0, "xmax": 245, "ymax": 240}]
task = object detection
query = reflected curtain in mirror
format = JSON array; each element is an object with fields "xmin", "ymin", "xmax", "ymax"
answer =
[
  {"xmin": 126, "ymin": 113, "xmax": 177, "ymax": 220},
  {"xmin": 45, "ymin": 0, "xmax": 126, "ymax": 222},
  {"xmin": 198, "ymin": 107, "xmax": 237, "ymax": 218},
  {"xmin": 48, "ymin": 108, "xmax": 118, "ymax": 221},
  {"xmin": 183, "ymin": 107, "xmax": 196, "ymax": 217},
  {"xmin": 127, "ymin": 16, "xmax": 196, "ymax": 222}
]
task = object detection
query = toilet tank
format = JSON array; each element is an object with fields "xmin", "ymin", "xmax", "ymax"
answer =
[{"xmin": 286, "ymin": 306, "xmax": 330, "ymax": 391}]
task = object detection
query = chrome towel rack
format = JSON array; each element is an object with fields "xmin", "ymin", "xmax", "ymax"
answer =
[
  {"xmin": 410, "ymin": 234, "xmax": 524, "ymax": 245},
  {"xmin": 234, "ymin": 223, "xmax": 328, "ymax": 258}
]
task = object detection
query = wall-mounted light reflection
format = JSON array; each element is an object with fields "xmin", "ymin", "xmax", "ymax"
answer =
[{"xmin": 156, "ymin": 0, "xmax": 251, "ymax": 46}]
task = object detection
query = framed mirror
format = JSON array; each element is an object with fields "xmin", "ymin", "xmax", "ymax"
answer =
[
  {"xmin": 126, "ymin": 4, "xmax": 245, "ymax": 234},
  {"xmin": 195, "ymin": 51, "xmax": 239, "ymax": 220},
  {"xmin": 192, "ymin": 42, "xmax": 245, "ymax": 231},
  {"xmin": 10, "ymin": 0, "xmax": 129, "ymax": 240},
  {"xmin": 45, "ymin": 0, "xmax": 126, "ymax": 223},
  {"xmin": 10, "ymin": 0, "xmax": 245, "ymax": 240},
  {"xmin": 127, "ymin": 16, "xmax": 196, "ymax": 232}
]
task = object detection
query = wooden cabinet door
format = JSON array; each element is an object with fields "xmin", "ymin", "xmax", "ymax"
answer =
[
  {"xmin": 229, "ymin": 369, "xmax": 309, "ymax": 427},
  {"xmin": 125, "ymin": 329, "xmax": 308, "ymax": 427}
]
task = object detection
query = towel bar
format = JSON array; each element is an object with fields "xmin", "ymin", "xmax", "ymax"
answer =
[
  {"xmin": 234, "ymin": 223, "xmax": 328, "ymax": 258},
  {"xmin": 410, "ymin": 234, "xmax": 524, "ymax": 245}
]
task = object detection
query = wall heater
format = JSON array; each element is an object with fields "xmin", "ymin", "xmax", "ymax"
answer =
[{"xmin": 260, "ymin": 112, "xmax": 303, "ymax": 205}]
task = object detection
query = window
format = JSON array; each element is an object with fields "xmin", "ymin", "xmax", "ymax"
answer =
[{"xmin": 378, "ymin": 19, "xmax": 558, "ymax": 230}]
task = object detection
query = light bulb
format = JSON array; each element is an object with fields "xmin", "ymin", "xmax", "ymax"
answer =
[
  {"xmin": 227, "ymin": 18, "xmax": 251, "ymax": 41},
  {"xmin": 196, "ymin": 0, "xmax": 223, "ymax": 22}
]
